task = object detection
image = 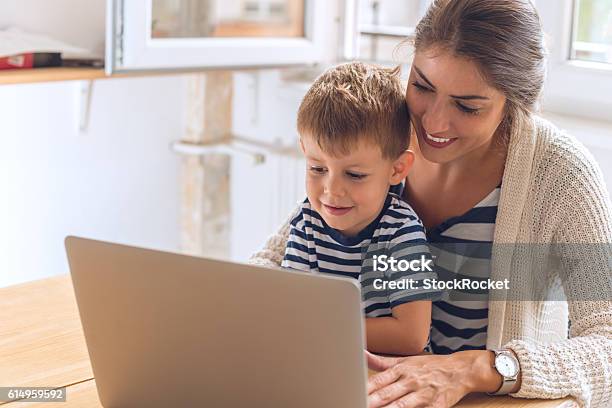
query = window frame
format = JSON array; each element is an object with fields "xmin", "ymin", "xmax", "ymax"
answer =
[
  {"xmin": 105, "ymin": 0, "xmax": 343, "ymax": 73},
  {"xmin": 537, "ymin": 0, "xmax": 612, "ymax": 121}
]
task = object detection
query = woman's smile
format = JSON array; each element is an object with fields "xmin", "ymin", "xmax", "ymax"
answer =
[
  {"xmin": 423, "ymin": 132, "xmax": 458, "ymax": 148},
  {"xmin": 413, "ymin": 121, "xmax": 459, "ymax": 150}
]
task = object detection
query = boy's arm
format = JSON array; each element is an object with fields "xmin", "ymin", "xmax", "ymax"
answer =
[
  {"xmin": 250, "ymin": 204, "xmax": 302, "ymax": 268},
  {"xmin": 365, "ymin": 301, "xmax": 432, "ymax": 355},
  {"xmin": 364, "ymin": 212, "xmax": 439, "ymax": 355}
]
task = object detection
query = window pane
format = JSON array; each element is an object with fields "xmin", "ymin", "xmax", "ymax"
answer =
[
  {"xmin": 571, "ymin": 0, "xmax": 612, "ymax": 64},
  {"xmin": 151, "ymin": 0, "xmax": 305, "ymax": 39}
]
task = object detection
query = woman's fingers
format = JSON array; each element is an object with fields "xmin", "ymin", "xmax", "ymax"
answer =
[
  {"xmin": 365, "ymin": 350, "xmax": 404, "ymax": 371},
  {"xmin": 367, "ymin": 365, "xmax": 402, "ymax": 394},
  {"xmin": 368, "ymin": 375, "xmax": 417, "ymax": 408},
  {"xmin": 364, "ymin": 353, "xmax": 477, "ymax": 407}
]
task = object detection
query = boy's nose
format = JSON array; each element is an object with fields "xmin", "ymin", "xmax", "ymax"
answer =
[{"xmin": 324, "ymin": 175, "xmax": 345, "ymax": 197}]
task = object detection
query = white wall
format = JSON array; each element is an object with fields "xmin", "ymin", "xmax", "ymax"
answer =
[{"xmin": 0, "ymin": 76, "xmax": 187, "ymax": 287}]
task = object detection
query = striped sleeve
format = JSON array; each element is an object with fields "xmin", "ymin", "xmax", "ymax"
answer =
[
  {"xmin": 386, "ymin": 216, "xmax": 441, "ymax": 307},
  {"xmin": 281, "ymin": 205, "xmax": 314, "ymax": 273}
]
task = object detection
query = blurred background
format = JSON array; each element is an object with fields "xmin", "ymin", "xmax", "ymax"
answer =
[{"xmin": 1, "ymin": 0, "xmax": 611, "ymax": 287}]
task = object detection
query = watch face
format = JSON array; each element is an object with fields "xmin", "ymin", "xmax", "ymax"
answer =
[{"xmin": 496, "ymin": 354, "xmax": 518, "ymax": 377}]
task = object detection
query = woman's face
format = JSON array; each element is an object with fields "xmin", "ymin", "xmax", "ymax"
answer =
[{"xmin": 406, "ymin": 46, "xmax": 508, "ymax": 164}]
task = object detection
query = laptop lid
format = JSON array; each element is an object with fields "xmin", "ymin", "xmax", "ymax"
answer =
[{"xmin": 65, "ymin": 236, "xmax": 367, "ymax": 407}]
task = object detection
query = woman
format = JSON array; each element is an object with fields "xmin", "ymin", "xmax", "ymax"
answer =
[{"xmin": 250, "ymin": 0, "xmax": 612, "ymax": 407}]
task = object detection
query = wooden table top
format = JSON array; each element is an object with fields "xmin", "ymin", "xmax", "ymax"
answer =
[
  {"xmin": 0, "ymin": 275, "xmax": 576, "ymax": 407},
  {"xmin": 0, "ymin": 275, "xmax": 93, "ymax": 390}
]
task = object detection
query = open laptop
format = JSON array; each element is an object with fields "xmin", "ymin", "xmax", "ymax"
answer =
[{"xmin": 65, "ymin": 236, "xmax": 368, "ymax": 407}]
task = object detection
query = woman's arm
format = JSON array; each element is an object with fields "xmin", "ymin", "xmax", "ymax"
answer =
[
  {"xmin": 503, "ymin": 142, "xmax": 612, "ymax": 408},
  {"xmin": 504, "ymin": 308, "xmax": 610, "ymax": 406},
  {"xmin": 248, "ymin": 207, "xmax": 296, "ymax": 268}
]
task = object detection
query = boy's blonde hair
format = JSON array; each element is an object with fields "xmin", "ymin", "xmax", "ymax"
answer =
[{"xmin": 297, "ymin": 62, "xmax": 410, "ymax": 160}]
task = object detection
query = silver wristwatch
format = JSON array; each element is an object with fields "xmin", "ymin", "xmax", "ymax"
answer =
[{"xmin": 487, "ymin": 349, "xmax": 520, "ymax": 396}]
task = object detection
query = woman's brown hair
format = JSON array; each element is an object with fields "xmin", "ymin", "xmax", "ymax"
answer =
[{"xmin": 413, "ymin": 0, "xmax": 546, "ymax": 134}]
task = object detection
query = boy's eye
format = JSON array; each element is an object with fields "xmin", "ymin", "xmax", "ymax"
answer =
[
  {"xmin": 412, "ymin": 81, "xmax": 432, "ymax": 93},
  {"xmin": 346, "ymin": 171, "xmax": 367, "ymax": 180},
  {"xmin": 309, "ymin": 166, "xmax": 326, "ymax": 174}
]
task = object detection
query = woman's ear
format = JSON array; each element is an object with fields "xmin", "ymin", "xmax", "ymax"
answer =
[{"xmin": 389, "ymin": 149, "xmax": 415, "ymax": 185}]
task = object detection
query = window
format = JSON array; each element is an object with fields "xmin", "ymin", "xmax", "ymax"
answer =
[
  {"xmin": 537, "ymin": 0, "xmax": 612, "ymax": 121},
  {"xmin": 106, "ymin": 0, "xmax": 336, "ymax": 72},
  {"xmin": 570, "ymin": 0, "xmax": 612, "ymax": 64},
  {"xmin": 151, "ymin": 0, "xmax": 305, "ymax": 39}
]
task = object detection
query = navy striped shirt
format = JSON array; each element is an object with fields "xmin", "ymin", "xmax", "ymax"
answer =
[
  {"xmin": 427, "ymin": 187, "xmax": 500, "ymax": 354},
  {"xmin": 282, "ymin": 193, "xmax": 440, "ymax": 317}
]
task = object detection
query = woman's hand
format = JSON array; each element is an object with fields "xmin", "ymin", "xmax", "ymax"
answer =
[{"xmin": 366, "ymin": 350, "xmax": 503, "ymax": 408}]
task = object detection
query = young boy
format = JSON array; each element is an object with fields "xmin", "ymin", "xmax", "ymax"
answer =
[{"xmin": 282, "ymin": 62, "xmax": 440, "ymax": 356}]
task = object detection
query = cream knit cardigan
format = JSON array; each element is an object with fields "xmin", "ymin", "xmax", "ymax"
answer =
[{"xmin": 248, "ymin": 116, "xmax": 612, "ymax": 407}]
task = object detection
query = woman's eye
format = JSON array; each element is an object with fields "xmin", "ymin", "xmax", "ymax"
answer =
[
  {"xmin": 309, "ymin": 166, "xmax": 326, "ymax": 174},
  {"xmin": 346, "ymin": 172, "xmax": 367, "ymax": 180},
  {"xmin": 456, "ymin": 102, "xmax": 480, "ymax": 115},
  {"xmin": 412, "ymin": 81, "xmax": 432, "ymax": 93}
]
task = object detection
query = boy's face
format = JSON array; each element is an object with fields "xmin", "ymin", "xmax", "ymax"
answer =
[{"xmin": 300, "ymin": 135, "xmax": 412, "ymax": 237}]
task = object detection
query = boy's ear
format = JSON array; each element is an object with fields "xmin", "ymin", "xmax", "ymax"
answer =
[{"xmin": 389, "ymin": 149, "xmax": 415, "ymax": 185}]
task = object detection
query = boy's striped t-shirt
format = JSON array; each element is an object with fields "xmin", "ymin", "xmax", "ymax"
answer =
[{"xmin": 282, "ymin": 193, "xmax": 440, "ymax": 317}]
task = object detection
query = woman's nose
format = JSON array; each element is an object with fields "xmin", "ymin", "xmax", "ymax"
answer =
[{"xmin": 421, "ymin": 98, "xmax": 450, "ymax": 135}]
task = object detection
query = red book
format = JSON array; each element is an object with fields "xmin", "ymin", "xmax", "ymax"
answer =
[{"xmin": 0, "ymin": 53, "xmax": 62, "ymax": 70}]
